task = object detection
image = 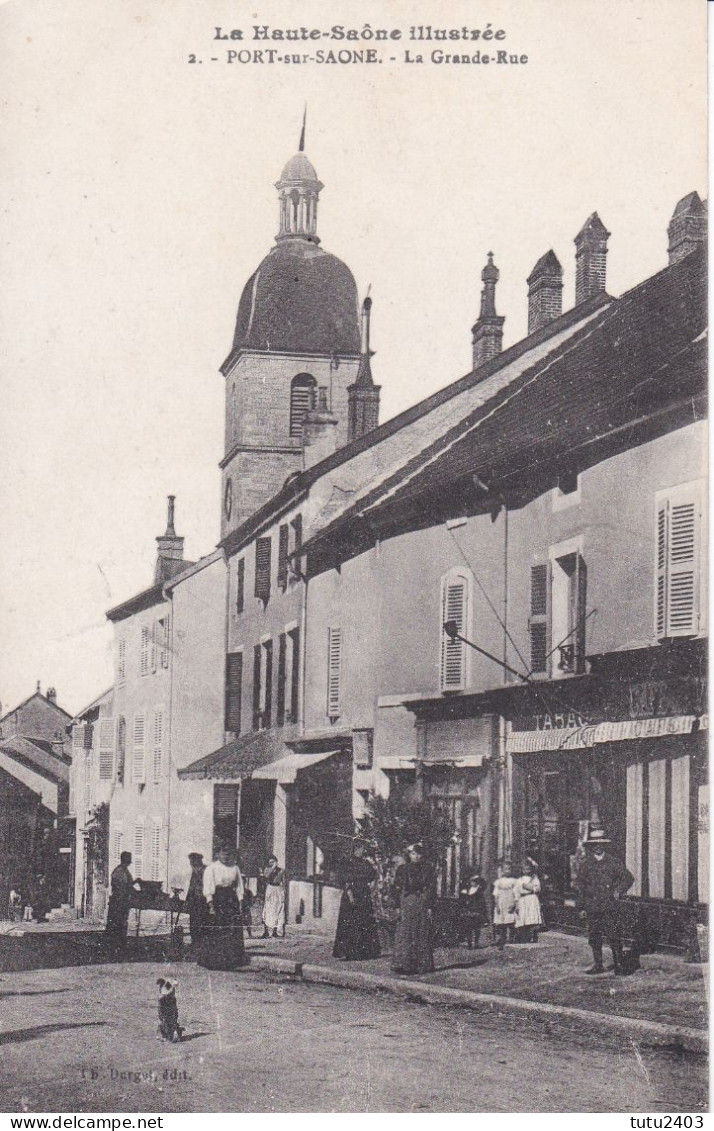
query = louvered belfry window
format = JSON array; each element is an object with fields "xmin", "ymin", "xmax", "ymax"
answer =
[
  {"xmin": 255, "ymin": 537, "xmax": 272, "ymax": 601},
  {"xmin": 655, "ymin": 481, "xmax": 702, "ymax": 639},
  {"xmin": 225, "ymin": 652, "xmax": 243, "ymax": 733},
  {"xmin": 529, "ymin": 564, "xmax": 550, "ymax": 675},
  {"xmin": 327, "ymin": 627, "xmax": 342, "ymax": 718},
  {"xmin": 440, "ymin": 572, "xmax": 469, "ymax": 692},
  {"xmin": 290, "ymin": 374, "xmax": 316, "ymax": 438}
]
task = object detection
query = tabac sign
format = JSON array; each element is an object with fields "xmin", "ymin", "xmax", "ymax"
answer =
[{"xmin": 507, "ymin": 715, "xmax": 698, "ymax": 754}]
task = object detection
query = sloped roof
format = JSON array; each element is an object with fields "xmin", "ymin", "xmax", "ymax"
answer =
[
  {"xmin": 0, "ymin": 691, "xmax": 73, "ymax": 725},
  {"xmin": 178, "ymin": 731, "xmax": 277, "ymax": 781},
  {"xmin": 0, "ymin": 737, "xmax": 70, "ymax": 785}
]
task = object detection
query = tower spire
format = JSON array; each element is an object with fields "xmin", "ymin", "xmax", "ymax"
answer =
[{"xmin": 299, "ymin": 105, "xmax": 306, "ymax": 152}]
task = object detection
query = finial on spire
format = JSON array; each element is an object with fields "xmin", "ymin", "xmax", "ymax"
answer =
[{"xmin": 299, "ymin": 105, "xmax": 307, "ymax": 152}]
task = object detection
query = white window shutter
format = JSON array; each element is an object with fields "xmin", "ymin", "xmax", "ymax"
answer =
[
  {"xmin": 153, "ymin": 708, "xmax": 164, "ymax": 783},
  {"xmin": 150, "ymin": 623, "xmax": 158, "ymax": 673},
  {"xmin": 140, "ymin": 627, "xmax": 150, "ymax": 677},
  {"xmin": 118, "ymin": 639, "xmax": 126, "ymax": 683},
  {"xmin": 134, "ymin": 820, "xmax": 145, "ymax": 880},
  {"xmin": 655, "ymin": 482, "xmax": 702, "ymax": 639},
  {"xmin": 440, "ymin": 576, "xmax": 467, "ymax": 692},
  {"xmin": 151, "ymin": 822, "xmax": 162, "ymax": 881},
  {"xmin": 98, "ymin": 717, "xmax": 115, "ymax": 781},
  {"xmin": 113, "ymin": 825, "xmax": 123, "ymax": 868},
  {"xmin": 132, "ymin": 713, "xmax": 146, "ymax": 783},
  {"xmin": 327, "ymin": 627, "xmax": 342, "ymax": 718}
]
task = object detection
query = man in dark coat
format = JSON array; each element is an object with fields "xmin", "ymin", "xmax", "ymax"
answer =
[
  {"xmin": 185, "ymin": 852, "xmax": 207, "ymax": 948},
  {"xmin": 576, "ymin": 828, "xmax": 634, "ymax": 975},
  {"xmin": 105, "ymin": 851, "xmax": 135, "ymax": 957}
]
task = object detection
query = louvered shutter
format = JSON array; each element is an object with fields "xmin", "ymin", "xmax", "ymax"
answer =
[
  {"xmin": 113, "ymin": 826, "xmax": 123, "ymax": 868},
  {"xmin": 263, "ymin": 640, "xmax": 273, "ymax": 728},
  {"xmin": 225, "ymin": 652, "xmax": 243, "ymax": 733},
  {"xmin": 152, "ymin": 708, "xmax": 164, "ymax": 783},
  {"xmin": 133, "ymin": 820, "xmax": 145, "ymax": 881},
  {"xmin": 255, "ymin": 538, "xmax": 272, "ymax": 601},
  {"xmin": 118, "ymin": 639, "xmax": 126, "ymax": 683},
  {"xmin": 529, "ymin": 564, "xmax": 551, "ymax": 675},
  {"xmin": 158, "ymin": 617, "xmax": 170, "ymax": 668},
  {"xmin": 574, "ymin": 554, "xmax": 588, "ymax": 674},
  {"xmin": 116, "ymin": 717, "xmax": 126, "ymax": 784},
  {"xmin": 236, "ymin": 558, "xmax": 245, "ymax": 614},
  {"xmin": 277, "ymin": 633, "xmax": 287, "ymax": 725},
  {"xmin": 151, "ymin": 823, "xmax": 162, "ymax": 881},
  {"xmin": 140, "ymin": 627, "xmax": 150, "ymax": 677},
  {"xmin": 278, "ymin": 525, "xmax": 289, "ymax": 588},
  {"xmin": 289, "ymin": 627, "xmax": 300, "ymax": 723},
  {"xmin": 73, "ymin": 723, "xmax": 86, "ymax": 750},
  {"xmin": 98, "ymin": 717, "xmax": 115, "ymax": 780},
  {"xmin": 440, "ymin": 578, "xmax": 467, "ymax": 692},
  {"xmin": 252, "ymin": 644, "xmax": 262, "ymax": 730},
  {"xmin": 327, "ymin": 627, "xmax": 342, "ymax": 717},
  {"xmin": 132, "ymin": 713, "xmax": 146, "ymax": 783},
  {"xmin": 150, "ymin": 622, "xmax": 158, "ymax": 673},
  {"xmin": 655, "ymin": 483, "xmax": 702, "ymax": 639}
]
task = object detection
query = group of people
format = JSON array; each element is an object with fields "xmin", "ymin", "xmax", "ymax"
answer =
[{"xmin": 105, "ymin": 827, "xmax": 635, "ymax": 978}]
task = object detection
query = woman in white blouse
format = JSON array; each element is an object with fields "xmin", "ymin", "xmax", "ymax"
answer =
[{"xmin": 198, "ymin": 844, "xmax": 246, "ymax": 970}]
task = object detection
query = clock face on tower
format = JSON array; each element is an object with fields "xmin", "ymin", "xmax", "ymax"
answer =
[{"xmin": 224, "ymin": 477, "xmax": 233, "ymax": 519}]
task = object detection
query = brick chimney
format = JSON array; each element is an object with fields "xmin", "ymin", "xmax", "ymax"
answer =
[
  {"xmin": 348, "ymin": 296, "xmax": 381, "ymax": 441},
  {"xmin": 472, "ymin": 253, "xmax": 505, "ymax": 370},
  {"xmin": 527, "ymin": 250, "xmax": 563, "ymax": 334},
  {"xmin": 302, "ymin": 387, "xmax": 339, "ymax": 469},
  {"xmin": 155, "ymin": 496, "xmax": 185, "ymax": 583},
  {"xmin": 46, "ymin": 687, "xmax": 57, "ymax": 705},
  {"xmin": 667, "ymin": 192, "xmax": 707, "ymax": 264},
  {"xmin": 574, "ymin": 213, "xmax": 610, "ymax": 304}
]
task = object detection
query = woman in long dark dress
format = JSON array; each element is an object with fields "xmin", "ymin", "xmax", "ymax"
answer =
[
  {"xmin": 198, "ymin": 845, "xmax": 246, "ymax": 970},
  {"xmin": 332, "ymin": 844, "xmax": 381, "ymax": 960},
  {"xmin": 392, "ymin": 843, "xmax": 436, "ymax": 975}
]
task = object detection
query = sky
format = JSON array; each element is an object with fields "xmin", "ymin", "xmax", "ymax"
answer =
[{"xmin": 0, "ymin": 0, "xmax": 706, "ymax": 717}]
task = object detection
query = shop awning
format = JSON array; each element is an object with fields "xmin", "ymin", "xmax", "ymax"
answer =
[
  {"xmin": 507, "ymin": 715, "xmax": 698, "ymax": 754},
  {"xmin": 252, "ymin": 750, "xmax": 337, "ymax": 784},
  {"xmin": 178, "ymin": 731, "xmax": 276, "ymax": 781}
]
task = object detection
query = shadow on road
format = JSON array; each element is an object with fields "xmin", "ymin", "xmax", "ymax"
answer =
[
  {"xmin": 0, "ymin": 1021, "xmax": 108, "ymax": 1045},
  {"xmin": 0, "ymin": 988, "xmax": 72, "ymax": 999}
]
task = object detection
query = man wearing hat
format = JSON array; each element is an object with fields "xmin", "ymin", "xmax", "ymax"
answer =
[
  {"xmin": 105, "ymin": 851, "xmax": 136, "ymax": 957},
  {"xmin": 575, "ymin": 828, "xmax": 634, "ymax": 975},
  {"xmin": 185, "ymin": 852, "xmax": 207, "ymax": 949}
]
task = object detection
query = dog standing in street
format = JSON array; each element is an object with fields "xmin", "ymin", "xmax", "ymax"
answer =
[{"xmin": 156, "ymin": 977, "xmax": 183, "ymax": 1042}]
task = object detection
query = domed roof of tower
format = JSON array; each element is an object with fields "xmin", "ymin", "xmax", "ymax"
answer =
[
  {"xmin": 279, "ymin": 152, "xmax": 320, "ymax": 183},
  {"xmin": 232, "ymin": 239, "xmax": 361, "ymax": 356}
]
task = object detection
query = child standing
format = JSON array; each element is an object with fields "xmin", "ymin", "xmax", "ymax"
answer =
[
  {"xmin": 492, "ymin": 861, "xmax": 517, "ymax": 949},
  {"xmin": 458, "ymin": 872, "xmax": 489, "ymax": 949},
  {"xmin": 514, "ymin": 858, "xmax": 543, "ymax": 943}
]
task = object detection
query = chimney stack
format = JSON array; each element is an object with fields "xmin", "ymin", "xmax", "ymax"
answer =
[
  {"xmin": 574, "ymin": 213, "xmax": 610, "ymax": 304},
  {"xmin": 527, "ymin": 250, "xmax": 563, "ymax": 334},
  {"xmin": 472, "ymin": 253, "xmax": 505, "ymax": 370},
  {"xmin": 347, "ymin": 296, "xmax": 381, "ymax": 441},
  {"xmin": 302, "ymin": 387, "xmax": 339, "ymax": 469},
  {"xmin": 155, "ymin": 495, "xmax": 185, "ymax": 583},
  {"xmin": 667, "ymin": 192, "xmax": 707, "ymax": 264},
  {"xmin": 46, "ymin": 687, "xmax": 57, "ymax": 705}
]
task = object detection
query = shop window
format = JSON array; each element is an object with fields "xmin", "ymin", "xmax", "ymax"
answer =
[
  {"xmin": 655, "ymin": 480, "xmax": 703, "ymax": 640},
  {"xmin": 290, "ymin": 374, "xmax": 316, "ymax": 438},
  {"xmin": 440, "ymin": 569, "xmax": 471, "ymax": 692},
  {"xmin": 225, "ymin": 651, "xmax": 243, "ymax": 733}
]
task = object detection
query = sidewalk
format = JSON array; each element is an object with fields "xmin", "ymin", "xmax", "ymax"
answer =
[{"xmin": 241, "ymin": 923, "xmax": 708, "ymax": 1037}]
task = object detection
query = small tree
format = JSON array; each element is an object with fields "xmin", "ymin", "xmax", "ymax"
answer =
[{"xmin": 355, "ymin": 791, "xmax": 457, "ymax": 923}]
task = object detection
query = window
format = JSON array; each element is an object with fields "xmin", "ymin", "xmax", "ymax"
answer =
[
  {"xmin": 73, "ymin": 723, "xmax": 87, "ymax": 751},
  {"xmin": 277, "ymin": 524, "xmax": 289, "ymax": 588},
  {"xmin": 133, "ymin": 820, "xmax": 145, "ymax": 880},
  {"xmin": 327, "ymin": 627, "xmax": 342, "ymax": 719},
  {"xmin": 236, "ymin": 558, "xmax": 245, "ymax": 614},
  {"xmin": 277, "ymin": 626, "xmax": 300, "ymax": 726},
  {"xmin": 116, "ymin": 717, "xmax": 126, "ymax": 785},
  {"xmin": 290, "ymin": 373, "xmax": 316, "ymax": 438},
  {"xmin": 152, "ymin": 707, "xmax": 164, "ymax": 783},
  {"xmin": 156, "ymin": 617, "xmax": 169, "ymax": 669},
  {"xmin": 118, "ymin": 639, "xmax": 126, "ymax": 684},
  {"xmin": 532, "ymin": 543, "xmax": 587, "ymax": 678},
  {"xmin": 140, "ymin": 626, "xmax": 151, "ymax": 677},
  {"xmin": 132, "ymin": 713, "xmax": 146, "ymax": 783},
  {"xmin": 255, "ymin": 537, "xmax": 272, "ymax": 602},
  {"xmin": 150, "ymin": 822, "xmax": 162, "ymax": 882},
  {"xmin": 98, "ymin": 717, "xmax": 114, "ymax": 781},
  {"xmin": 225, "ymin": 652, "xmax": 243, "ymax": 733},
  {"xmin": 440, "ymin": 570, "xmax": 470, "ymax": 692},
  {"xmin": 655, "ymin": 481, "xmax": 703, "ymax": 639}
]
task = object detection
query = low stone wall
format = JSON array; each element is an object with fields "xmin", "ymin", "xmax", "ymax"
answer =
[{"xmin": 288, "ymin": 880, "xmax": 341, "ymax": 933}]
